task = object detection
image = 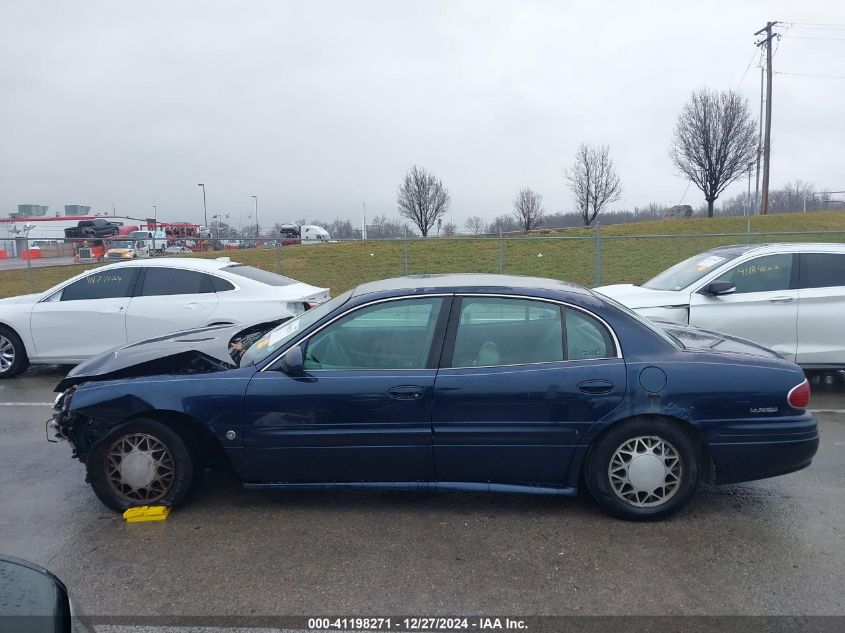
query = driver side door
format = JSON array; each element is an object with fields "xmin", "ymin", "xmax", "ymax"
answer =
[{"xmin": 241, "ymin": 296, "xmax": 451, "ymax": 484}]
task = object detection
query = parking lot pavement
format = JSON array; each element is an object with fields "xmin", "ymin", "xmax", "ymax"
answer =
[{"xmin": 1, "ymin": 366, "xmax": 844, "ymax": 618}]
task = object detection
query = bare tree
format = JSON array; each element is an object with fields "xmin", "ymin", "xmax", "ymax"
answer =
[
  {"xmin": 441, "ymin": 222, "xmax": 457, "ymax": 236},
  {"xmin": 465, "ymin": 215, "xmax": 485, "ymax": 235},
  {"xmin": 565, "ymin": 143, "xmax": 623, "ymax": 226},
  {"xmin": 396, "ymin": 165, "xmax": 451, "ymax": 237},
  {"xmin": 512, "ymin": 188, "xmax": 545, "ymax": 231},
  {"xmin": 671, "ymin": 88, "xmax": 758, "ymax": 217}
]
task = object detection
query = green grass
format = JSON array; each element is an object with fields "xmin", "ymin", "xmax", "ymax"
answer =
[{"xmin": 2, "ymin": 210, "xmax": 844, "ymax": 298}]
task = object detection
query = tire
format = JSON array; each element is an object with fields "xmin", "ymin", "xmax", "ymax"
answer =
[
  {"xmin": 585, "ymin": 418, "xmax": 699, "ymax": 521},
  {"xmin": 86, "ymin": 418, "xmax": 196, "ymax": 512},
  {"xmin": 0, "ymin": 326, "xmax": 29, "ymax": 379}
]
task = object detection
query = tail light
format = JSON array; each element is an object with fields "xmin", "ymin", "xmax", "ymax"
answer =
[{"xmin": 787, "ymin": 378, "xmax": 811, "ymax": 410}]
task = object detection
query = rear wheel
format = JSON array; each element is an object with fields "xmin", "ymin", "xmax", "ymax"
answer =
[
  {"xmin": 0, "ymin": 326, "xmax": 29, "ymax": 379},
  {"xmin": 586, "ymin": 418, "xmax": 699, "ymax": 520},
  {"xmin": 87, "ymin": 419, "xmax": 196, "ymax": 512}
]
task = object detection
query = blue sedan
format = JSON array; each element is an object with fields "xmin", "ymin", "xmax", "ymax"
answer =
[{"xmin": 50, "ymin": 274, "xmax": 818, "ymax": 520}]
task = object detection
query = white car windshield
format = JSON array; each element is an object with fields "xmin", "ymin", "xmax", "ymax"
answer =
[
  {"xmin": 642, "ymin": 250, "xmax": 741, "ymax": 291},
  {"xmin": 240, "ymin": 290, "xmax": 352, "ymax": 366}
]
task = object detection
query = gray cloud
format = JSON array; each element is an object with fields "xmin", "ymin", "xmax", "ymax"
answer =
[{"xmin": 1, "ymin": 0, "xmax": 843, "ymax": 228}]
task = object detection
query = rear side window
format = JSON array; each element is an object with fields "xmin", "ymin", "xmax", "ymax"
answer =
[
  {"xmin": 223, "ymin": 265, "xmax": 297, "ymax": 286},
  {"xmin": 799, "ymin": 253, "xmax": 845, "ymax": 289},
  {"xmin": 451, "ymin": 297, "xmax": 564, "ymax": 367},
  {"xmin": 565, "ymin": 309, "xmax": 615, "ymax": 360},
  {"xmin": 714, "ymin": 254, "xmax": 794, "ymax": 294},
  {"xmin": 139, "ymin": 268, "xmax": 216, "ymax": 296},
  {"xmin": 210, "ymin": 276, "xmax": 235, "ymax": 292},
  {"xmin": 61, "ymin": 269, "xmax": 138, "ymax": 301}
]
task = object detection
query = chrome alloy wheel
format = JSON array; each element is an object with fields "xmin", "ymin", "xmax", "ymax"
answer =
[
  {"xmin": 608, "ymin": 435, "xmax": 683, "ymax": 508},
  {"xmin": 105, "ymin": 433, "xmax": 175, "ymax": 503},
  {"xmin": 0, "ymin": 335, "xmax": 14, "ymax": 373}
]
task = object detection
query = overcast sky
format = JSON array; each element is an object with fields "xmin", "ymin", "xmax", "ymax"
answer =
[{"xmin": 1, "ymin": 0, "xmax": 843, "ymax": 229}]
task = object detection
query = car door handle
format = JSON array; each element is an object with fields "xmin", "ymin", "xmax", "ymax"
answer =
[
  {"xmin": 577, "ymin": 379, "xmax": 615, "ymax": 395},
  {"xmin": 100, "ymin": 306, "xmax": 125, "ymax": 314},
  {"xmin": 768, "ymin": 296, "xmax": 795, "ymax": 303},
  {"xmin": 387, "ymin": 385, "xmax": 425, "ymax": 400}
]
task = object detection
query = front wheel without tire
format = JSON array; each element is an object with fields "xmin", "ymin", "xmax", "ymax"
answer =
[
  {"xmin": 586, "ymin": 418, "xmax": 699, "ymax": 520},
  {"xmin": 86, "ymin": 419, "xmax": 195, "ymax": 512}
]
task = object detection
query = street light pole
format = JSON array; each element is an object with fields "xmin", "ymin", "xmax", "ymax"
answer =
[
  {"xmin": 251, "ymin": 195, "xmax": 258, "ymax": 246},
  {"xmin": 153, "ymin": 205, "xmax": 157, "ymax": 222},
  {"xmin": 198, "ymin": 184, "xmax": 208, "ymax": 231}
]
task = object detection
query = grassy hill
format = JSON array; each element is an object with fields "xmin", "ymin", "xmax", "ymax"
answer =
[{"xmin": 2, "ymin": 210, "xmax": 844, "ymax": 299}]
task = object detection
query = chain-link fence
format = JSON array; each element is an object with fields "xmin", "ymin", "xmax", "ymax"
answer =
[{"xmin": 2, "ymin": 227, "xmax": 845, "ymax": 298}]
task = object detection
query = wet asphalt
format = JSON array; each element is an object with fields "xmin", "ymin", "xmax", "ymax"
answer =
[{"xmin": 0, "ymin": 365, "xmax": 844, "ymax": 619}]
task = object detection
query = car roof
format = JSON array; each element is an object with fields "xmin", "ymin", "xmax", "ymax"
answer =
[
  {"xmin": 351, "ymin": 274, "xmax": 592, "ymax": 298},
  {"xmin": 708, "ymin": 242, "xmax": 845, "ymax": 256},
  {"xmin": 96, "ymin": 257, "xmax": 237, "ymax": 273}
]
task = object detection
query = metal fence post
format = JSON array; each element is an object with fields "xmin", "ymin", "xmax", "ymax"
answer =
[
  {"xmin": 594, "ymin": 223, "xmax": 602, "ymax": 286},
  {"xmin": 402, "ymin": 238, "xmax": 409, "ymax": 275},
  {"xmin": 746, "ymin": 216, "xmax": 752, "ymax": 244},
  {"xmin": 498, "ymin": 230, "xmax": 504, "ymax": 273},
  {"xmin": 276, "ymin": 241, "xmax": 281, "ymax": 274}
]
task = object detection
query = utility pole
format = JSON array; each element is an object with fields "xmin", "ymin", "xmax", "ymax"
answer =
[
  {"xmin": 755, "ymin": 65, "xmax": 763, "ymax": 214},
  {"xmin": 251, "ymin": 195, "xmax": 258, "ymax": 245},
  {"xmin": 198, "ymin": 183, "xmax": 208, "ymax": 230},
  {"xmin": 755, "ymin": 21, "xmax": 778, "ymax": 215},
  {"xmin": 362, "ymin": 201, "xmax": 367, "ymax": 240}
]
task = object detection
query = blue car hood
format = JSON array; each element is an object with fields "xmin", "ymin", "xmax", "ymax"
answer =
[{"xmin": 55, "ymin": 324, "xmax": 243, "ymax": 391}]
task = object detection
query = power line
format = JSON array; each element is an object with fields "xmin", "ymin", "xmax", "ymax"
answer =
[
  {"xmin": 775, "ymin": 70, "xmax": 845, "ymax": 79},
  {"xmin": 781, "ymin": 34, "xmax": 845, "ymax": 41},
  {"xmin": 737, "ymin": 48, "xmax": 761, "ymax": 87},
  {"xmin": 782, "ymin": 22, "xmax": 845, "ymax": 29}
]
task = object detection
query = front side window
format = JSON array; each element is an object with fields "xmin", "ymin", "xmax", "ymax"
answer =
[
  {"xmin": 60, "ymin": 269, "xmax": 138, "ymax": 301},
  {"xmin": 139, "ymin": 268, "xmax": 216, "ymax": 296},
  {"xmin": 303, "ymin": 298, "xmax": 443, "ymax": 370},
  {"xmin": 451, "ymin": 297, "xmax": 563, "ymax": 367},
  {"xmin": 799, "ymin": 253, "xmax": 845, "ymax": 289},
  {"xmin": 713, "ymin": 254, "xmax": 793, "ymax": 294}
]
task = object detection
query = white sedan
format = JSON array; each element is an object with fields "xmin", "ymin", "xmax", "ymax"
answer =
[
  {"xmin": 595, "ymin": 243, "xmax": 845, "ymax": 368},
  {"xmin": 0, "ymin": 257, "xmax": 329, "ymax": 378}
]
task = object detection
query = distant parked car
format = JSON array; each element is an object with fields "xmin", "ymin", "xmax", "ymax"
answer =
[
  {"xmin": 0, "ymin": 257, "xmax": 328, "ymax": 378},
  {"xmin": 50, "ymin": 274, "xmax": 817, "ymax": 520},
  {"xmin": 595, "ymin": 243, "xmax": 845, "ymax": 368},
  {"xmin": 164, "ymin": 245, "xmax": 192, "ymax": 254}
]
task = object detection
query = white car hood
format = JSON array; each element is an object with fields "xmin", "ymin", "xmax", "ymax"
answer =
[
  {"xmin": 0, "ymin": 293, "xmax": 41, "ymax": 306},
  {"xmin": 593, "ymin": 284, "xmax": 690, "ymax": 309}
]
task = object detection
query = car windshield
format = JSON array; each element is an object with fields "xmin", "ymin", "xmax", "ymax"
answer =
[
  {"xmin": 642, "ymin": 250, "xmax": 741, "ymax": 291},
  {"xmin": 239, "ymin": 290, "xmax": 352, "ymax": 366},
  {"xmin": 109, "ymin": 240, "xmax": 133, "ymax": 248}
]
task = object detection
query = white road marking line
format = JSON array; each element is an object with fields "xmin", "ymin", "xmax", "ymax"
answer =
[{"xmin": 0, "ymin": 402, "xmax": 54, "ymax": 406}]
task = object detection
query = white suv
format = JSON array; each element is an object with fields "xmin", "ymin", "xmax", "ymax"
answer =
[{"xmin": 595, "ymin": 243, "xmax": 845, "ymax": 368}]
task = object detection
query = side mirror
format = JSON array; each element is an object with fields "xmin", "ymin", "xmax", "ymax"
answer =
[
  {"xmin": 0, "ymin": 555, "xmax": 79, "ymax": 632},
  {"xmin": 281, "ymin": 345, "xmax": 304, "ymax": 373},
  {"xmin": 703, "ymin": 280, "xmax": 736, "ymax": 296}
]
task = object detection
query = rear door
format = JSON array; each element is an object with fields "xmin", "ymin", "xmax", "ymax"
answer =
[
  {"xmin": 796, "ymin": 252, "xmax": 845, "ymax": 366},
  {"xmin": 29, "ymin": 268, "xmax": 139, "ymax": 360},
  {"xmin": 688, "ymin": 253, "xmax": 799, "ymax": 360},
  {"xmin": 125, "ymin": 267, "xmax": 221, "ymax": 342},
  {"xmin": 431, "ymin": 296, "xmax": 626, "ymax": 486}
]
